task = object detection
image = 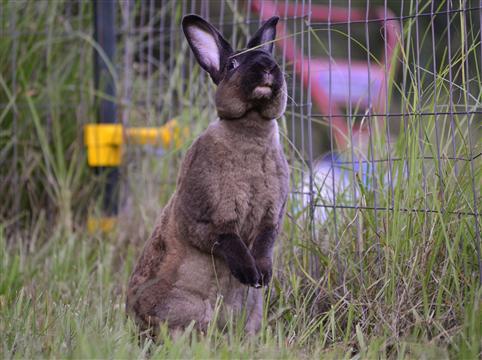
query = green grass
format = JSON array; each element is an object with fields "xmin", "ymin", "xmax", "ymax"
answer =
[{"xmin": 1, "ymin": 0, "xmax": 481, "ymax": 358}]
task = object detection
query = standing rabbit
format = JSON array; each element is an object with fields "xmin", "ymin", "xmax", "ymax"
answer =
[{"xmin": 126, "ymin": 14, "xmax": 289, "ymax": 338}]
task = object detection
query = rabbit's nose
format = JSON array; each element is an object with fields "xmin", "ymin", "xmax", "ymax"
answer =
[{"xmin": 262, "ymin": 71, "xmax": 274, "ymax": 86}]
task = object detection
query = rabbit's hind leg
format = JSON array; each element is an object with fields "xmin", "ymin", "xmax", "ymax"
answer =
[{"xmin": 162, "ymin": 288, "xmax": 213, "ymax": 333}]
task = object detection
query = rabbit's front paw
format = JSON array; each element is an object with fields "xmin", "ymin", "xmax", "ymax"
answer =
[
  {"xmin": 255, "ymin": 257, "xmax": 272, "ymax": 286},
  {"xmin": 227, "ymin": 256, "xmax": 261, "ymax": 288}
]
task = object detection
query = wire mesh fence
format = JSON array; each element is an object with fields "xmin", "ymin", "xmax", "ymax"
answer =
[
  {"xmin": 1, "ymin": 0, "xmax": 481, "ymax": 283},
  {"xmin": 116, "ymin": 0, "xmax": 481, "ymax": 283}
]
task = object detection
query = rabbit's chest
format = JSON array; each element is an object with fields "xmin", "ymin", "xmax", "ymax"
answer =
[{"xmin": 232, "ymin": 146, "xmax": 286, "ymax": 238}]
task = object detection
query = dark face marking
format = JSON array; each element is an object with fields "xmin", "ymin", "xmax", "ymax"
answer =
[
  {"xmin": 221, "ymin": 50, "xmax": 284, "ymax": 100},
  {"xmin": 215, "ymin": 49, "xmax": 287, "ymax": 120}
]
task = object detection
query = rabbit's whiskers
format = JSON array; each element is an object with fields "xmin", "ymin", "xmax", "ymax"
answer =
[{"xmin": 280, "ymin": 87, "xmax": 297, "ymax": 106}]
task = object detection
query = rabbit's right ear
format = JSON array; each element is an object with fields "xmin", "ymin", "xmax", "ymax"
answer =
[{"xmin": 182, "ymin": 15, "xmax": 233, "ymax": 84}]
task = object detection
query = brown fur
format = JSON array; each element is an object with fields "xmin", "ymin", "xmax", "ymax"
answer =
[{"xmin": 126, "ymin": 15, "xmax": 289, "ymax": 338}]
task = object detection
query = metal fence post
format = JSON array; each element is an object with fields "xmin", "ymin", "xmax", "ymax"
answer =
[{"xmin": 93, "ymin": 0, "xmax": 119, "ymax": 219}]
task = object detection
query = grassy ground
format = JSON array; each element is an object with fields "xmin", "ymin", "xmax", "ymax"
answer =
[
  {"xmin": 1, "ymin": 0, "xmax": 481, "ymax": 358},
  {"xmin": 1, "ymin": 112, "xmax": 481, "ymax": 358}
]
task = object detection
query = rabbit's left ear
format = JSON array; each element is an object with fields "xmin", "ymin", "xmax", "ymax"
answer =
[
  {"xmin": 182, "ymin": 15, "xmax": 233, "ymax": 84},
  {"xmin": 247, "ymin": 16, "xmax": 279, "ymax": 53}
]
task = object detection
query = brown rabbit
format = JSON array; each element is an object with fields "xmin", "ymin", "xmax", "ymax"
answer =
[{"xmin": 126, "ymin": 14, "xmax": 289, "ymax": 338}]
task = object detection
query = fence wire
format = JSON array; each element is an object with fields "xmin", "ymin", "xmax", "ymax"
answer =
[{"xmin": 114, "ymin": 0, "xmax": 481, "ymax": 280}]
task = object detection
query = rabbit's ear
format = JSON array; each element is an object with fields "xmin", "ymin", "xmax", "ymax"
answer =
[
  {"xmin": 247, "ymin": 16, "xmax": 279, "ymax": 53},
  {"xmin": 182, "ymin": 15, "xmax": 233, "ymax": 84}
]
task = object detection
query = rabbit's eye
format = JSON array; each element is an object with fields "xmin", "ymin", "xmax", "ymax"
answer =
[{"xmin": 227, "ymin": 58, "xmax": 239, "ymax": 71}]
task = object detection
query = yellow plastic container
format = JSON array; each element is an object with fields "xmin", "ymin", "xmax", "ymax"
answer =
[{"xmin": 84, "ymin": 124, "xmax": 123, "ymax": 166}]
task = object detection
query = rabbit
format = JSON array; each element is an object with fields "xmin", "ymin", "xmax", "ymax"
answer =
[{"xmin": 126, "ymin": 14, "xmax": 289, "ymax": 339}]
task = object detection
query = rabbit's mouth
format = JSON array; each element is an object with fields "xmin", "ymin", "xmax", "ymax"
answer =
[
  {"xmin": 252, "ymin": 84, "xmax": 273, "ymax": 98},
  {"xmin": 251, "ymin": 72, "xmax": 279, "ymax": 99}
]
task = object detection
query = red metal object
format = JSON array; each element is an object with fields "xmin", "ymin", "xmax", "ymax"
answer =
[{"xmin": 251, "ymin": 0, "xmax": 401, "ymax": 150}]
